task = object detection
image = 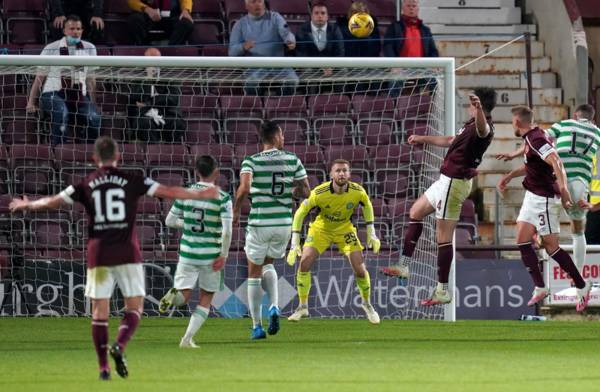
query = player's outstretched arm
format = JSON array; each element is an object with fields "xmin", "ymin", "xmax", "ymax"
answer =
[
  {"xmin": 154, "ymin": 184, "xmax": 219, "ymax": 201},
  {"xmin": 9, "ymin": 194, "xmax": 66, "ymax": 212},
  {"xmin": 497, "ymin": 165, "xmax": 526, "ymax": 193},
  {"xmin": 408, "ymin": 134, "xmax": 454, "ymax": 147},
  {"xmin": 545, "ymin": 152, "xmax": 573, "ymax": 209},
  {"xmin": 495, "ymin": 145, "xmax": 525, "ymax": 162},
  {"xmin": 470, "ymin": 94, "xmax": 490, "ymax": 137}
]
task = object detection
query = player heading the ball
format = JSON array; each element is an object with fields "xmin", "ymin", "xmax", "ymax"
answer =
[
  {"xmin": 9, "ymin": 136, "xmax": 219, "ymax": 380},
  {"xmin": 287, "ymin": 159, "xmax": 381, "ymax": 324},
  {"xmin": 381, "ymin": 88, "xmax": 496, "ymax": 306}
]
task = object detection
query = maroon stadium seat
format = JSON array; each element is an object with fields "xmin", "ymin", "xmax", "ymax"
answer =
[
  {"xmin": 4, "ymin": 0, "xmax": 48, "ymax": 45},
  {"xmin": 230, "ymin": 226, "xmax": 246, "ymax": 251},
  {"xmin": 309, "ymin": 94, "xmax": 350, "ymax": 118},
  {"xmin": 367, "ymin": 0, "xmax": 397, "ymax": 26},
  {"xmin": 324, "ymin": 145, "xmax": 369, "ymax": 170},
  {"xmin": 160, "ymin": 46, "xmax": 201, "ymax": 57},
  {"xmin": 120, "ymin": 143, "xmax": 147, "ymax": 166},
  {"xmin": 189, "ymin": 22, "xmax": 224, "ymax": 46},
  {"xmin": 185, "ymin": 119, "xmax": 220, "ymax": 144},
  {"xmin": 54, "ymin": 144, "xmax": 95, "ymax": 166},
  {"xmin": 0, "ymin": 116, "xmax": 39, "ymax": 144},
  {"xmin": 223, "ymin": 0, "xmax": 247, "ymax": 28},
  {"xmin": 103, "ymin": 0, "xmax": 131, "ymax": 45},
  {"xmin": 179, "ymin": 95, "xmax": 219, "ymax": 118},
  {"xmin": 282, "ymin": 122, "xmax": 309, "ymax": 145},
  {"xmin": 285, "ymin": 145, "xmax": 325, "ymax": 170},
  {"xmin": 358, "ymin": 121, "xmax": 395, "ymax": 145},
  {"xmin": 189, "ymin": 144, "xmax": 235, "ymax": 169},
  {"xmin": 221, "ymin": 95, "xmax": 263, "ymax": 118},
  {"xmin": 351, "ymin": 95, "xmax": 395, "ymax": 119},
  {"xmin": 226, "ymin": 121, "xmax": 261, "ymax": 144},
  {"xmin": 264, "ymin": 96, "xmax": 307, "ymax": 119},
  {"xmin": 395, "ymin": 95, "xmax": 433, "ymax": 120},
  {"xmin": 146, "ymin": 144, "xmax": 189, "ymax": 167},
  {"xmin": 152, "ymin": 171, "xmax": 188, "ymax": 187},
  {"xmin": 325, "ymin": 0, "xmax": 352, "ymax": 17},
  {"xmin": 201, "ymin": 45, "xmax": 229, "ymax": 56},
  {"xmin": 0, "ymin": 167, "xmax": 10, "ymax": 195},
  {"xmin": 370, "ymin": 144, "xmax": 412, "ymax": 170},
  {"xmin": 112, "ymin": 47, "xmax": 149, "ymax": 56},
  {"xmin": 10, "ymin": 144, "xmax": 53, "ymax": 169},
  {"xmin": 136, "ymin": 222, "xmax": 161, "ymax": 249},
  {"xmin": 376, "ymin": 171, "xmax": 411, "ymax": 198},
  {"xmin": 30, "ymin": 219, "xmax": 71, "ymax": 248},
  {"xmin": 315, "ymin": 119, "xmax": 354, "ymax": 146},
  {"xmin": 233, "ymin": 144, "xmax": 262, "ymax": 169}
]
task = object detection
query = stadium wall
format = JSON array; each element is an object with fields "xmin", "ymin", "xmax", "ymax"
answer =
[{"xmin": 526, "ymin": 0, "xmax": 588, "ymax": 109}]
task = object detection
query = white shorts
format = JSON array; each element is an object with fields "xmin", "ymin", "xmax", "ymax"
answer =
[
  {"xmin": 424, "ymin": 174, "xmax": 472, "ymax": 221},
  {"xmin": 244, "ymin": 225, "xmax": 292, "ymax": 265},
  {"xmin": 85, "ymin": 263, "xmax": 145, "ymax": 299},
  {"xmin": 565, "ymin": 179, "xmax": 589, "ymax": 220},
  {"xmin": 517, "ymin": 191, "xmax": 561, "ymax": 236},
  {"xmin": 174, "ymin": 262, "xmax": 224, "ymax": 293}
]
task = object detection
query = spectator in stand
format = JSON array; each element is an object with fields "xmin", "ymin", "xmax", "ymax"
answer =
[
  {"xmin": 26, "ymin": 15, "xmax": 101, "ymax": 145},
  {"xmin": 336, "ymin": 1, "xmax": 381, "ymax": 94},
  {"xmin": 296, "ymin": 1, "xmax": 344, "ymax": 59},
  {"xmin": 124, "ymin": 48, "xmax": 185, "ymax": 143},
  {"xmin": 50, "ymin": 0, "xmax": 104, "ymax": 43},
  {"xmin": 127, "ymin": 0, "xmax": 193, "ymax": 46},
  {"xmin": 384, "ymin": 0, "xmax": 438, "ymax": 96},
  {"xmin": 295, "ymin": 0, "xmax": 344, "ymax": 93},
  {"xmin": 336, "ymin": 1, "xmax": 380, "ymax": 58},
  {"xmin": 229, "ymin": 0, "xmax": 298, "ymax": 96}
]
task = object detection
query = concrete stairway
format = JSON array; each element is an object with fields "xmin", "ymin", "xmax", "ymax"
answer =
[{"xmin": 421, "ymin": 0, "xmax": 572, "ymax": 243}]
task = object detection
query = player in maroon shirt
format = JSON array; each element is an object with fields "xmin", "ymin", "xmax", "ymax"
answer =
[
  {"xmin": 381, "ymin": 87, "xmax": 496, "ymax": 306},
  {"xmin": 497, "ymin": 106, "xmax": 591, "ymax": 311},
  {"xmin": 9, "ymin": 137, "xmax": 219, "ymax": 380}
]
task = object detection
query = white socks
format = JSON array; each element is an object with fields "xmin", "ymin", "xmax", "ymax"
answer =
[
  {"xmin": 182, "ymin": 305, "xmax": 209, "ymax": 341},
  {"xmin": 572, "ymin": 232, "xmax": 586, "ymax": 270},
  {"xmin": 247, "ymin": 278, "xmax": 263, "ymax": 327},
  {"xmin": 261, "ymin": 264, "xmax": 279, "ymax": 309}
]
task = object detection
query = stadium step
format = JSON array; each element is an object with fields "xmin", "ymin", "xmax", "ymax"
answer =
[
  {"xmin": 457, "ymin": 72, "xmax": 557, "ymax": 89},
  {"xmin": 430, "ymin": 24, "xmax": 537, "ymax": 39},
  {"xmin": 420, "ymin": 0, "xmax": 518, "ymax": 7},
  {"xmin": 455, "ymin": 57, "xmax": 551, "ymax": 74},
  {"xmin": 421, "ymin": 7, "xmax": 521, "ymax": 25},
  {"xmin": 438, "ymin": 41, "xmax": 545, "ymax": 58},
  {"xmin": 457, "ymin": 88, "xmax": 562, "ymax": 106},
  {"xmin": 459, "ymin": 104, "xmax": 567, "ymax": 123}
]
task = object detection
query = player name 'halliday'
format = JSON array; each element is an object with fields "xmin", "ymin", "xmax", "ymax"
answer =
[{"xmin": 88, "ymin": 175, "xmax": 128, "ymax": 189}]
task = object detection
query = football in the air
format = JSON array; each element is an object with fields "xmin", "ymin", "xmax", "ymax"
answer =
[{"xmin": 348, "ymin": 12, "xmax": 374, "ymax": 38}]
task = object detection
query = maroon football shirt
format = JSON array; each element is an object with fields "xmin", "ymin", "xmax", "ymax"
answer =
[
  {"xmin": 522, "ymin": 127, "xmax": 560, "ymax": 197},
  {"xmin": 60, "ymin": 166, "xmax": 159, "ymax": 268},
  {"xmin": 440, "ymin": 116, "xmax": 494, "ymax": 179}
]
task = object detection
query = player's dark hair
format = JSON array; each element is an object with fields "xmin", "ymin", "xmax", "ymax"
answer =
[
  {"xmin": 195, "ymin": 155, "xmax": 218, "ymax": 178},
  {"xmin": 511, "ymin": 105, "xmax": 534, "ymax": 124},
  {"xmin": 330, "ymin": 159, "xmax": 350, "ymax": 170},
  {"xmin": 260, "ymin": 120, "xmax": 281, "ymax": 144},
  {"xmin": 65, "ymin": 14, "xmax": 82, "ymax": 24},
  {"xmin": 575, "ymin": 104, "xmax": 595, "ymax": 119},
  {"xmin": 473, "ymin": 87, "xmax": 497, "ymax": 113},
  {"xmin": 94, "ymin": 136, "xmax": 118, "ymax": 162}
]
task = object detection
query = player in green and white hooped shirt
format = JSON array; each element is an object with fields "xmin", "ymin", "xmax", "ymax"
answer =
[
  {"xmin": 158, "ymin": 155, "xmax": 232, "ymax": 348},
  {"xmin": 497, "ymin": 104, "xmax": 600, "ymax": 271},
  {"xmin": 232, "ymin": 120, "xmax": 310, "ymax": 340}
]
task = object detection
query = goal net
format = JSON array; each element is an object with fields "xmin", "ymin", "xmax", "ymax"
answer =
[{"xmin": 0, "ymin": 55, "xmax": 455, "ymax": 321}]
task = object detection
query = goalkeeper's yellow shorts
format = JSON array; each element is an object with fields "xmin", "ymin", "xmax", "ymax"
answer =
[{"xmin": 304, "ymin": 224, "xmax": 364, "ymax": 255}]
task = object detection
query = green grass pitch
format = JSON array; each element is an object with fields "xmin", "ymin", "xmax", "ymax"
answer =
[{"xmin": 1, "ymin": 318, "xmax": 600, "ymax": 392}]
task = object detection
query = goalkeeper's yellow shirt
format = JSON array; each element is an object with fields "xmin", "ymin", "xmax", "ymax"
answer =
[{"xmin": 292, "ymin": 181, "xmax": 375, "ymax": 234}]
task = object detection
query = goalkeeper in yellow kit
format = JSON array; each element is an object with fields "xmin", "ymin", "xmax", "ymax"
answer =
[{"xmin": 286, "ymin": 159, "xmax": 381, "ymax": 324}]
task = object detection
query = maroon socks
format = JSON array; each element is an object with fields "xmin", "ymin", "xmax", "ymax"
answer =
[
  {"xmin": 550, "ymin": 248, "xmax": 585, "ymax": 289},
  {"xmin": 116, "ymin": 310, "xmax": 141, "ymax": 350},
  {"xmin": 518, "ymin": 242, "xmax": 545, "ymax": 287},
  {"xmin": 92, "ymin": 319, "xmax": 109, "ymax": 371},
  {"xmin": 402, "ymin": 219, "xmax": 423, "ymax": 257},
  {"xmin": 437, "ymin": 242, "xmax": 453, "ymax": 284}
]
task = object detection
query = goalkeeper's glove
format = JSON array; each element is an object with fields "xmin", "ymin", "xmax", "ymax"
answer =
[
  {"xmin": 366, "ymin": 224, "xmax": 381, "ymax": 254},
  {"xmin": 287, "ymin": 232, "xmax": 302, "ymax": 266}
]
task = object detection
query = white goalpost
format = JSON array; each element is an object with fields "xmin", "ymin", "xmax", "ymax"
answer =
[{"xmin": 0, "ymin": 54, "xmax": 456, "ymax": 322}]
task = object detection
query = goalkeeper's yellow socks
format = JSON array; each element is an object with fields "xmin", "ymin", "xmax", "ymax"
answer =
[
  {"xmin": 356, "ymin": 270, "xmax": 371, "ymax": 303},
  {"xmin": 296, "ymin": 270, "xmax": 312, "ymax": 305}
]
